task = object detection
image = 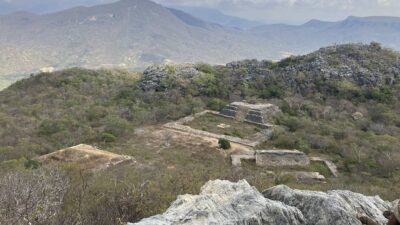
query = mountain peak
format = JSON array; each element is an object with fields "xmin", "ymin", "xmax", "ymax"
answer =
[{"xmin": 169, "ymin": 5, "xmax": 263, "ymax": 30}]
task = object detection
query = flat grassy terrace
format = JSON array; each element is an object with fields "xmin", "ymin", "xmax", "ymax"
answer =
[{"xmin": 184, "ymin": 112, "xmax": 263, "ymax": 139}]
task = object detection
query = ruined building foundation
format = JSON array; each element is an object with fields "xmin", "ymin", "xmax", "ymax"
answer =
[{"xmin": 255, "ymin": 150, "xmax": 310, "ymax": 168}]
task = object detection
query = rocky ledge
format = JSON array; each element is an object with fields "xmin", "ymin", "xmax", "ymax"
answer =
[{"xmin": 130, "ymin": 180, "xmax": 393, "ymax": 225}]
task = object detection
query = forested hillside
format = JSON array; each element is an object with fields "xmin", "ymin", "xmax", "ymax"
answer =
[{"xmin": 1, "ymin": 43, "xmax": 400, "ymax": 224}]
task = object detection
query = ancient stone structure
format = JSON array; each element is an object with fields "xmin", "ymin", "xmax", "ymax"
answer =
[
  {"xmin": 220, "ymin": 102, "xmax": 280, "ymax": 126},
  {"xmin": 255, "ymin": 150, "xmax": 310, "ymax": 168},
  {"xmin": 130, "ymin": 180, "xmax": 393, "ymax": 225},
  {"xmin": 163, "ymin": 110, "xmax": 272, "ymax": 148},
  {"xmin": 310, "ymin": 156, "xmax": 339, "ymax": 177},
  {"xmin": 37, "ymin": 144, "xmax": 134, "ymax": 171},
  {"xmin": 231, "ymin": 154, "xmax": 255, "ymax": 167}
]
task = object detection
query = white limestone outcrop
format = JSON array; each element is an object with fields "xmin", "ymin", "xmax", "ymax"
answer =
[{"xmin": 131, "ymin": 180, "xmax": 393, "ymax": 225}]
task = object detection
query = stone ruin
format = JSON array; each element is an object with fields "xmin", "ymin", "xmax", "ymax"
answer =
[
  {"xmin": 37, "ymin": 144, "xmax": 134, "ymax": 171},
  {"xmin": 220, "ymin": 102, "xmax": 281, "ymax": 126},
  {"xmin": 231, "ymin": 150, "xmax": 310, "ymax": 168},
  {"xmin": 231, "ymin": 150, "xmax": 326, "ymax": 183},
  {"xmin": 255, "ymin": 150, "xmax": 310, "ymax": 168}
]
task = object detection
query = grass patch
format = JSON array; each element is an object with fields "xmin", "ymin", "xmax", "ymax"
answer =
[{"xmin": 309, "ymin": 161, "xmax": 332, "ymax": 178}]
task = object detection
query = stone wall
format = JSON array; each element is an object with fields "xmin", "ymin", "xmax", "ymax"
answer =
[
  {"xmin": 164, "ymin": 122, "xmax": 262, "ymax": 147},
  {"xmin": 310, "ymin": 157, "xmax": 339, "ymax": 177},
  {"xmin": 255, "ymin": 150, "xmax": 310, "ymax": 168},
  {"xmin": 163, "ymin": 110, "xmax": 271, "ymax": 148},
  {"xmin": 220, "ymin": 105, "xmax": 238, "ymax": 118}
]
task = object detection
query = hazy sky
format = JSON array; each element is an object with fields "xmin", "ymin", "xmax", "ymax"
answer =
[{"xmin": 1, "ymin": 0, "xmax": 400, "ymax": 24}]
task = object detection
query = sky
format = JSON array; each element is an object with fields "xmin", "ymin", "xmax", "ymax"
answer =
[{"xmin": 1, "ymin": 0, "xmax": 400, "ymax": 24}]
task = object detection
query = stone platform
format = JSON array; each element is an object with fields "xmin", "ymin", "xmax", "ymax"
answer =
[
  {"xmin": 219, "ymin": 102, "xmax": 281, "ymax": 126},
  {"xmin": 255, "ymin": 150, "xmax": 310, "ymax": 168}
]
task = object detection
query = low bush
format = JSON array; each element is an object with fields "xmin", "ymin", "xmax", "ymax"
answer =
[
  {"xmin": 24, "ymin": 159, "xmax": 42, "ymax": 170},
  {"xmin": 218, "ymin": 139, "xmax": 231, "ymax": 150},
  {"xmin": 101, "ymin": 133, "xmax": 117, "ymax": 143}
]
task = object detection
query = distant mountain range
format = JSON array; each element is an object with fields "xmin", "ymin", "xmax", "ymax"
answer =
[
  {"xmin": 250, "ymin": 16, "xmax": 400, "ymax": 53},
  {"xmin": 0, "ymin": 0, "xmax": 400, "ymax": 89},
  {"xmin": 0, "ymin": 0, "xmax": 279, "ymax": 83},
  {"xmin": 167, "ymin": 6, "xmax": 264, "ymax": 30}
]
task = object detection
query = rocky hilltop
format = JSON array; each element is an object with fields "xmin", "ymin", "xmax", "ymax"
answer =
[
  {"xmin": 226, "ymin": 43, "xmax": 400, "ymax": 87},
  {"xmin": 277, "ymin": 43, "xmax": 400, "ymax": 87},
  {"xmin": 131, "ymin": 180, "xmax": 392, "ymax": 225},
  {"xmin": 138, "ymin": 43, "xmax": 400, "ymax": 94}
]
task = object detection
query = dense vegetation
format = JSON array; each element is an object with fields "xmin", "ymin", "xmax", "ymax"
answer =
[{"xmin": 1, "ymin": 43, "xmax": 400, "ymax": 224}]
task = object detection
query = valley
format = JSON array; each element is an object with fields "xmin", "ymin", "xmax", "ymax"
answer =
[{"xmin": 1, "ymin": 43, "xmax": 400, "ymax": 224}]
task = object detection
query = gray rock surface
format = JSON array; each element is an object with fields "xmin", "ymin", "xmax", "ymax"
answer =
[
  {"xmin": 225, "ymin": 44, "xmax": 400, "ymax": 93},
  {"xmin": 263, "ymin": 185, "xmax": 392, "ymax": 225},
  {"xmin": 131, "ymin": 180, "xmax": 392, "ymax": 225},
  {"xmin": 139, "ymin": 64, "xmax": 202, "ymax": 91},
  {"xmin": 131, "ymin": 180, "xmax": 306, "ymax": 225}
]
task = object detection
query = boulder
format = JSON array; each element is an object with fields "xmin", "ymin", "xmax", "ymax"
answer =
[
  {"xmin": 130, "ymin": 180, "xmax": 306, "ymax": 225},
  {"xmin": 263, "ymin": 185, "xmax": 392, "ymax": 225},
  {"xmin": 352, "ymin": 112, "xmax": 364, "ymax": 120}
]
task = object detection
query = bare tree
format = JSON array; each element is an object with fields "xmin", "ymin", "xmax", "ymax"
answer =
[
  {"xmin": 350, "ymin": 144, "xmax": 363, "ymax": 164},
  {"xmin": 56, "ymin": 171, "xmax": 140, "ymax": 225},
  {"xmin": 0, "ymin": 169, "xmax": 69, "ymax": 225},
  {"xmin": 284, "ymin": 95, "xmax": 305, "ymax": 112},
  {"xmin": 376, "ymin": 151, "xmax": 400, "ymax": 177}
]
